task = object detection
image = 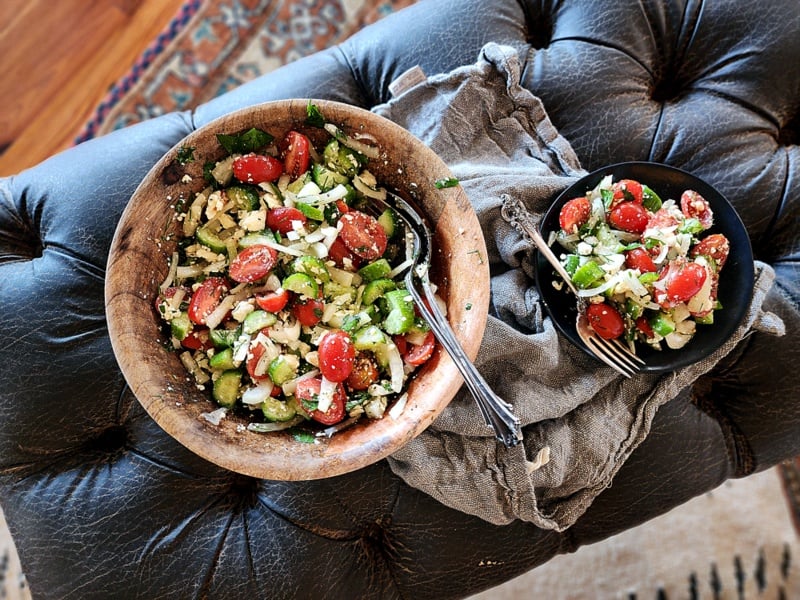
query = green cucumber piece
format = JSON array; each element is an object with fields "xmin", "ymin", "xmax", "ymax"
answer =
[
  {"xmin": 209, "ymin": 326, "xmax": 241, "ymax": 348},
  {"xmin": 377, "ymin": 208, "xmax": 398, "ymax": 238},
  {"xmin": 649, "ymin": 312, "xmax": 676, "ymax": 337},
  {"xmin": 261, "ymin": 397, "xmax": 297, "ymax": 422},
  {"xmin": 571, "ymin": 261, "xmax": 605, "ymax": 289},
  {"xmin": 268, "ymin": 355, "xmax": 299, "ymax": 385},
  {"xmin": 383, "ymin": 288, "xmax": 415, "ymax": 335},
  {"xmin": 292, "ymin": 255, "xmax": 330, "ymax": 283},
  {"xmin": 323, "ymin": 139, "xmax": 365, "ymax": 177},
  {"xmin": 361, "ymin": 278, "xmax": 397, "ymax": 305},
  {"xmin": 282, "ymin": 272, "xmax": 319, "ymax": 299},
  {"xmin": 226, "ymin": 186, "xmax": 260, "ymax": 210},
  {"xmin": 243, "ymin": 310, "xmax": 278, "ymax": 335},
  {"xmin": 358, "ymin": 258, "xmax": 392, "ymax": 282},
  {"xmin": 209, "ymin": 348, "xmax": 236, "ymax": 371},
  {"xmin": 170, "ymin": 312, "xmax": 193, "ymax": 341},
  {"xmin": 295, "ymin": 201, "xmax": 325, "ymax": 221},
  {"xmin": 213, "ymin": 370, "xmax": 242, "ymax": 407},
  {"xmin": 239, "ymin": 231, "xmax": 279, "ymax": 248},
  {"xmin": 312, "ymin": 163, "xmax": 348, "ymax": 191},
  {"xmin": 323, "ymin": 281, "xmax": 357, "ymax": 303},
  {"xmin": 352, "ymin": 325, "xmax": 387, "ymax": 351},
  {"xmin": 196, "ymin": 224, "xmax": 227, "ymax": 253}
]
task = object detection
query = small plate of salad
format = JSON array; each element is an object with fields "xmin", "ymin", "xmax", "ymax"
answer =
[
  {"xmin": 106, "ymin": 99, "xmax": 489, "ymax": 480},
  {"xmin": 535, "ymin": 162, "xmax": 754, "ymax": 373}
]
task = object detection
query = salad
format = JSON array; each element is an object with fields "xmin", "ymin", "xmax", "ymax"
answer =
[
  {"xmin": 553, "ymin": 175, "xmax": 730, "ymax": 353},
  {"xmin": 156, "ymin": 104, "xmax": 437, "ymax": 437}
]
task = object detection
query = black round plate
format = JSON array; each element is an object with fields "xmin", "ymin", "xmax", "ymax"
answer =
[{"xmin": 535, "ymin": 161, "xmax": 755, "ymax": 373}]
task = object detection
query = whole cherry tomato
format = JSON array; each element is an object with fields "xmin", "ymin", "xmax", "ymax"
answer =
[
  {"xmin": 187, "ymin": 277, "xmax": 228, "ymax": 325},
  {"xmin": 318, "ymin": 330, "xmax": 356, "ymax": 383},
  {"xmin": 625, "ymin": 247, "xmax": 657, "ymax": 273},
  {"xmin": 229, "ymin": 245, "xmax": 278, "ymax": 283},
  {"xmin": 232, "ymin": 153, "xmax": 284, "ymax": 184},
  {"xmin": 338, "ymin": 210, "xmax": 388, "ymax": 261},
  {"xmin": 295, "ymin": 377, "xmax": 346, "ymax": 425},
  {"xmin": 608, "ymin": 201, "xmax": 649, "ymax": 234},
  {"xmin": 586, "ymin": 302, "xmax": 625, "ymax": 339},
  {"xmin": 282, "ymin": 131, "xmax": 311, "ymax": 180},
  {"xmin": 558, "ymin": 196, "xmax": 591, "ymax": 233}
]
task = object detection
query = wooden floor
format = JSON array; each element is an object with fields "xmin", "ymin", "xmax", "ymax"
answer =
[{"xmin": 0, "ymin": 0, "xmax": 187, "ymax": 177}]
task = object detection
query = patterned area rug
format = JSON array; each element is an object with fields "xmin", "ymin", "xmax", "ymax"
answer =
[
  {"xmin": 3, "ymin": 1, "xmax": 799, "ymax": 598},
  {"xmin": 75, "ymin": 0, "xmax": 416, "ymax": 143}
]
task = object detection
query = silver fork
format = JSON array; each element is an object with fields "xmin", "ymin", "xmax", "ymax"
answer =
[
  {"xmin": 501, "ymin": 196, "xmax": 644, "ymax": 378},
  {"xmin": 363, "ymin": 190, "xmax": 523, "ymax": 447}
]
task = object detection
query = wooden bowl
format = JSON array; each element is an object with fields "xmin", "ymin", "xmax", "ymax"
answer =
[{"xmin": 105, "ymin": 99, "xmax": 489, "ymax": 480}]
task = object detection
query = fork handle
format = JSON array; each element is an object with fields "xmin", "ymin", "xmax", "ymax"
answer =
[{"xmin": 411, "ymin": 280, "xmax": 523, "ymax": 448}]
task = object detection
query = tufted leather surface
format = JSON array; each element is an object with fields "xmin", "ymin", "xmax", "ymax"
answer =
[{"xmin": 1, "ymin": 0, "xmax": 798, "ymax": 598}]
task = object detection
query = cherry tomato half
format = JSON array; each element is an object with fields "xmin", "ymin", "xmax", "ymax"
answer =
[
  {"xmin": 327, "ymin": 236, "xmax": 362, "ymax": 269},
  {"xmin": 624, "ymin": 247, "xmax": 657, "ymax": 273},
  {"xmin": 663, "ymin": 260, "xmax": 707, "ymax": 303},
  {"xmin": 181, "ymin": 329, "xmax": 213, "ymax": 351},
  {"xmin": 282, "ymin": 131, "xmax": 311, "ymax": 180},
  {"xmin": 232, "ymin": 153, "xmax": 284, "ymax": 184},
  {"xmin": 338, "ymin": 210, "xmax": 388, "ymax": 261},
  {"xmin": 346, "ymin": 354, "xmax": 380, "ymax": 391},
  {"xmin": 585, "ymin": 302, "xmax": 625, "ymax": 340},
  {"xmin": 680, "ymin": 190, "xmax": 713, "ymax": 229},
  {"xmin": 558, "ymin": 196, "xmax": 591, "ymax": 233},
  {"xmin": 292, "ymin": 297, "xmax": 324, "ymax": 326},
  {"xmin": 318, "ymin": 330, "xmax": 356, "ymax": 383},
  {"xmin": 635, "ymin": 316, "xmax": 655, "ymax": 339},
  {"xmin": 690, "ymin": 233, "xmax": 730, "ymax": 271},
  {"xmin": 187, "ymin": 277, "xmax": 228, "ymax": 325},
  {"xmin": 608, "ymin": 201, "xmax": 649, "ymax": 234},
  {"xmin": 402, "ymin": 330, "xmax": 436, "ymax": 366},
  {"xmin": 255, "ymin": 288, "xmax": 290, "ymax": 313},
  {"xmin": 611, "ymin": 179, "xmax": 644, "ymax": 207},
  {"xmin": 267, "ymin": 206, "xmax": 307, "ymax": 234},
  {"xmin": 295, "ymin": 377, "xmax": 347, "ymax": 425},
  {"xmin": 229, "ymin": 244, "xmax": 278, "ymax": 283}
]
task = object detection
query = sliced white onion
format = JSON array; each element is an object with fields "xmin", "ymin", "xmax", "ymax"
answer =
[
  {"xmin": 577, "ymin": 278, "xmax": 617, "ymax": 298},
  {"xmin": 241, "ymin": 381, "xmax": 275, "ymax": 405},
  {"xmin": 324, "ymin": 123, "xmax": 380, "ymax": 158},
  {"xmin": 159, "ymin": 252, "xmax": 179, "ymax": 292},
  {"xmin": 352, "ymin": 174, "xmax": 387, "ymax": 200},
  {"xmin": 388, "ymin": 393, "xmax": 409, "ymax": 420},
  {"xmin": 316, "ymin": 376, "xmax": 338, "ymax": 414}
]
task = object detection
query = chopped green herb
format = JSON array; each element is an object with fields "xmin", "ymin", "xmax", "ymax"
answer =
[
  {"xmin": 176, "ymin": 145, "xmax": 195, "ymax": 165},
  {"xmin": 465, "ymin": 302, "xmax": 472, "ymax": 310},
  {"xmin": 305, "ymin": 101, "xmax": 326, "ymax": 128},
  {"xmin": 291, "ymin": 429, "xmax": 316, "ymax": 444},
  {"xmin": 216, "ymin": 127, "xmax": 274, "ymax": 155},
  {"xmin": 434, "ymin": 177, "xmax": 459, "ymax": 189}
]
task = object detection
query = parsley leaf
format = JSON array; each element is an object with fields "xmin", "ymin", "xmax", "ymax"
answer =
[
  {"xmin": 216, "ymin": 127, "xmax": 274, "ymax": 155},
  {"xmin": 176, "ymin": 145, "xmax": 195, "ymax": 165},
  {"xmin": 305, "ymin": 101, "xmax": 326, "ymax": 127},
  {"xmin": 434, "ymin": 177, "xmax": 459, "ymax": 189}
]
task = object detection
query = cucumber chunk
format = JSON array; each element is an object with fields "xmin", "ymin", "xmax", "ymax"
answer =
[
  {"xmin": 261, "ymin": 397, "xmax": 297, "ymax": 422},
  {"xmin": 361, "ymin": 278, "xmax": 397, "ymax": 305},
  {"xmin": 213, "ymin": 370, "xmax": 242, "ymax": 407},
  {"xmin": 243, "ymin": 310, "xmax": 278, "ymax": 335},
  {"xmin": 282, "ymin": 272, "xmax": 319, "ymax": 299},
  {"xmin": 358, "ymin": 258, "xmax": 392, "ymax": 282},
  {"xmin": 196, "ymin": 223, "xmax": 227, "ymax": 253},
  {"xmin": 226, "ymin": 186, "xmax": 260, "ymax": 210},
  {"xmin": 209, "ymin": 347, "xmax": 236, "ymax": 371},
  {"xmin": 268, "ymin": 354, "xmax": 299, "ymax": 385},
  {"xmin": 170, "ymin": 312, "xmax": 193, "ymax": 341},
  {"xmin": 292, "ymin": 255, "xmax": 330, "ymax": 283}
]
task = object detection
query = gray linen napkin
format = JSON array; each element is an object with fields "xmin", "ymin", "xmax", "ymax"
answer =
[{"xmin": 373, "ymin": 44, "xmax": 784, "ymax": 531}]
